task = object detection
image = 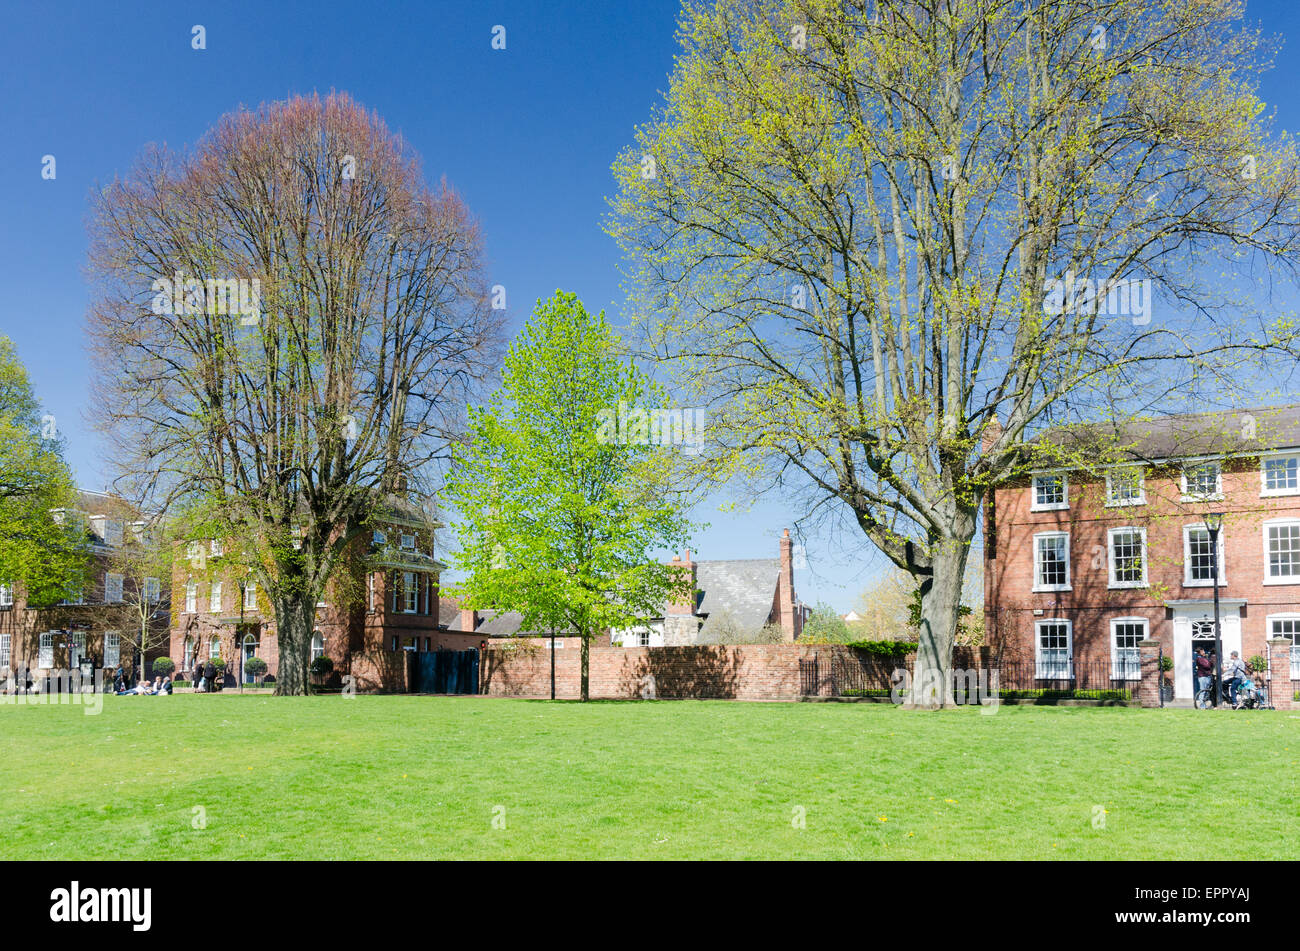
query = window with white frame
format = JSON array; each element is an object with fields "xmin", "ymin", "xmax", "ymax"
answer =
[
  {"xmin": 63, "ymin": 586, "xmax": 83, "ymax": 605},
  {"xmin": 143, "ymin": 577, "xmax": 161, "ymax": 603},
  {"xmin": 1183, "ymin": 525, "xmax": 1225, "ymax": 586},
  {"xmin": 39, "ymin": 632, "xmax": 54, "ymax": 668},
  {"xmin": 1033, "ymin": 532, "xmax": 1071, "ymax": 591},
  {"xmin": 1031, "ymin": 473, "xmax": 1068, "ymax": 511},
  {"xmin": 400, "ymin": 533, "xmax": 416, "ymax": 551},
  {"xmin": 1181, "ymin": 461, "xmax": 1223, "ymax": 500},
  {"xmin": 103, "ymin": 519, "xmax": 124, "ymax": 546},
  {"xmin": 402, "ymin": 571, "xmax": 418, "ymax": 613},
  {"xmin": 69, "ymin": 631, "xmax": 85, "ymax": 666},
  {"xmin": 1035, "ymin": 620, "xmax": 1072, "ymax": 679},
  {"xmin": 209, "ymin": 580, "xmax": 222, "ymax": 613},
  {"xmin": 0, "ymin": 633, "xmax": 10, "ymax": 668},
  {"xmin": 209, "ymin": 638, "xmax": 221, "ymax": 659},
  {"xmin": 243, "ymin": 581, "xmax": 257, "ymax": 611},
  {"xmin": 186, "ymin": 541, "xmax": 204, "ymax": 563},
  {"xmin": 311, "ymin": 631, "xmax": 324, "ymax": 661},
  {"xmin": 185, "ymin": 580, "xmax": 197, "ymax": 613},
  {"xmin": 1110, "ymin": 618, "xmax": 1145, "ymax": 680},
  {"xmin": 368, "ymin": 572, "xmax": 376, "ymax": 611},
  {"xmin": 1268, "ymin": 615, "xmax": 1300, "ymax": 679},
  {"xmin": 104, "ymin": 572, "xmax": 124, "ymax": 603},
  {"xmin": 104, "ymin": 631, "xmax": 120, "ymax": 667},
  {"xmin": 1262, "ymin": 454, "xmax": 1300, "ymax": 496},
  {"xmin": 0, "ymin": 583, "xmax": 12, "ymax": 608},
  {"xmin": 1106, "ymin": 467, "xmax": 1146, "ymax": 506},
  {"xmin": 1264, "ymin": 519, "xmax": 1300, "ymax": 583},
  {"xmin": 373, "ymin": 530, "xmax": 387, "ymax": 547},
  {"xmin": 1108, "ymin": 528, "xmax": 1147, "ymax": 587},
  {"xmin": 210, "ymin": 538, "xmax": 223, "ymax": 557}
]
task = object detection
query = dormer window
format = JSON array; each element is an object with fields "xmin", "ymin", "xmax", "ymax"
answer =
[
  {"xmin": 1181, "ymin": 461, "xmax": 1223, "ymax": 501},
  {"xmin": 1031, "ymin": 473, "xmax": 1068, "ymax": 512},
  {"xmin": 103, "ymin": 519, "xmax": 124, "ymax": 546}
]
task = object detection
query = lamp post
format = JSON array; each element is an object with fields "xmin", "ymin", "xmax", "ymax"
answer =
[
  {"xmin": 550, "ymin": 626, "xmax": 556, "ymax": 700},
  {"xmin": 1205, "ymin": 512, "xmax": 1225, "ymax": 708}
]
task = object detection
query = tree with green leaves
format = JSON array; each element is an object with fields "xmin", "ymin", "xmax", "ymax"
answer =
[
  {"xmin": 0, "ymin": 336, "xmax": 88, "ymax": 609},
  {"xmin": 608, "ymin": 0, "xmax": 1300, "ymax": 706},
  {"xmin": 444, "ymin": 290, "xmax": 695, "ymax": 701}
]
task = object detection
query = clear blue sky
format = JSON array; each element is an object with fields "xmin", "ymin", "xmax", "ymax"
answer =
[{"xmin": 2, "ymin": 0, "xmax": 1299, "ymax": 611}]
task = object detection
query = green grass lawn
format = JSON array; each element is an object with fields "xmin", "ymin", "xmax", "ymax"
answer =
[{"xmin": 2, "ymin": 694, "xmax": 1296, "ymax": 859}]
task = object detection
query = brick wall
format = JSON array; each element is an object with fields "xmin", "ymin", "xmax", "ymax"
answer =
[{"xmin": 481, "ymin": 642, "xmax": 839, "ymax": 700}]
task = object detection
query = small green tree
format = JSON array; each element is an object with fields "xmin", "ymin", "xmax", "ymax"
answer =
[
  {"xmin": 444, "ymin": 291, "xmax": 695, "ymax": 701},
  {"xmin": 798, "ymin": 603, "xmax": 852, "ymax": 644},
  {"xmin": 0, "ymin": 336, "xmax": 89, "ymax": 606}
]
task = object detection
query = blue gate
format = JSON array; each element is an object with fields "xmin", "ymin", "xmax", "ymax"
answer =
[{"xmin": 409, "ymin": 649, "xmax": 480, "ymax": 694}]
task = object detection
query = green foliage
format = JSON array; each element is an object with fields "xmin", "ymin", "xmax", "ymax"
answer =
[
  {"xmin": 1247, "ymin": 655, "xmax": 1267, "ymax": 673},
  {"xmin": 244, "ymin": 657, "xmax": 268, "ymax": 678},
  {"xmin": 151, "ymin": 657, "xmax": 176, "ymax": 676},
  {"xmin": 844, "ymin": 640, "xmax": 916, "ymax": 659},
  {"xmin": 797, "ymin": 603, "xmax": 851, "ymax": 643},
  {"xmin": 208, "ymin": 657, "xmax": 227, "ymax": 671},
  {"xmin": 443, "ymin": 290, "xmax": 695, "ymax": 697},
  {"xmin": 309, "ymin": 655, "xmax": 334, "ymax": 677},
  {"xmin": 1159, "ymin": 655, "xmax": 1174, "ymax": 672},
  {"xmin": 0, "ymin": 336, "xmax": 89, "ymax": 605}
]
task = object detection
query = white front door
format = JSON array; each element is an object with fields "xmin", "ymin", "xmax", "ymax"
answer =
[{"xmin": 1172, "ymin": 605, "xmax": 1241, "ymax": 699}]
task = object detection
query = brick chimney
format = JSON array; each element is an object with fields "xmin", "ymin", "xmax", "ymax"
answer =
[
  {"xmin": 662, "ymin": 549, "xmax": 698, "ymax": 646},
  {"xmin": 460, "ymin": 607, "xmax": 478, "ymax": 632},
  {"xmin": 980, "ymin": 412, "xmax": 1003, "ymax": 454},
  {"xmin": 778, "ymin": 529, "xmax": 797, "ymax": 641},
  {"xmin": 667, "ymin": 549, "xmax": 695, "ymax": 616}
]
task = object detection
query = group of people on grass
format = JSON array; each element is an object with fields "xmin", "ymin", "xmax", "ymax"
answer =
[
  {"xmin": 112, "ymin": 667, "xmax": 173, "ymax": 696},
  {"xmin": 1194, "ymin": 648, "xmax": 1261, "ymax": 705}
]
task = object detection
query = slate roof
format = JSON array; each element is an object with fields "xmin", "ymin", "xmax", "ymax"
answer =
[
  {"xmin": 1038, "ymin": 404, "xmax": 1300, "ymax": 462},
  {"xmin": 693, "ymin": 558, "xmax": 780, "ymax": 643}
]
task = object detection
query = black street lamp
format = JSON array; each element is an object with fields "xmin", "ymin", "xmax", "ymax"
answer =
[{"xmin": 1205, "ymin": 512, "xmax": 1225, "ymax": 708}]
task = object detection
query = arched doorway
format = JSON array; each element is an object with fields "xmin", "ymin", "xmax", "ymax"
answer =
[{"xmin": 241, "ymin": 633, "xmax": 259, "ymax": 684}]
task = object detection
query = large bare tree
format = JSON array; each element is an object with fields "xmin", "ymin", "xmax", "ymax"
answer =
[
  {"xmin": 87, "ymin": 92, "xmax": 503, "ymax": 694},
  {"xmin": 608, "ymin": 0, "xmax": 1300, "ymax": 705}
]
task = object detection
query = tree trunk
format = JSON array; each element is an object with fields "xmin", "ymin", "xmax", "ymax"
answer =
[
  {"xmin": 273, "ymin": 595, "xmax": 316, "ymax": 696},
  {"xmin": 580, "ymin": 634, "xmax": 590, "ymax": 702},
  {"xmin": 910, "ymin": 535, "xmax": 973, "ymax": 709}
]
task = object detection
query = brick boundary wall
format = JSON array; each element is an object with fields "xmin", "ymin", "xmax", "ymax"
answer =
[
  {"xmin": 479, "ymin": 643, "xmax": 990, "ymax": 702},
  {"xmin": 481, "ymin": 643, "xmax": 834, "ymax": 701}
]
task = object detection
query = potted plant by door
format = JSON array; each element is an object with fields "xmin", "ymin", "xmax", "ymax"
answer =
[
  {"xmin": 1159, "ymin": 655, "xmax": 1175, "ymax": 702},
  {"xmin": 244, "ymin": 656, "xmax": 268, "ymax": 686},
  {"xmin": 310, "ymin": 655, "xmax": 334, "ymax": 687}
]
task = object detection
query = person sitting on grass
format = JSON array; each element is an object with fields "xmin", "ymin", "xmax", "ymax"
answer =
[{"xmin": 156, "ymin": 675, "xmax": 172, "ymax": 695}]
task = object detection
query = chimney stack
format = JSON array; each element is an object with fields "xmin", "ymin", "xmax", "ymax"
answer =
[
  {"xmin": 778, "ymin": 529, "xmax": 797, "ymax": 641},
  {"xmin": 460, "ymin": 607, "xmax": 478, "ymax": 632}
]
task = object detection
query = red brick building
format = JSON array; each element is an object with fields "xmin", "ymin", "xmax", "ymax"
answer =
[
  {"xmin": 168, "ymin": 502, "xmax": 470, "ymax": 691},
  {"xmin": 0, "ymin": 489, "xmax": 171, "ymax": 684},
  {"xmin": 985, "ymin": 406, "xmax": 1300, "ymax": 702}
]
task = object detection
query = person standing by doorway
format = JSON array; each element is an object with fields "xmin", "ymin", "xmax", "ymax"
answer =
[{"xmin": 1195, "ymin": 648, "xmax": 1213, "ymax": 698}]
